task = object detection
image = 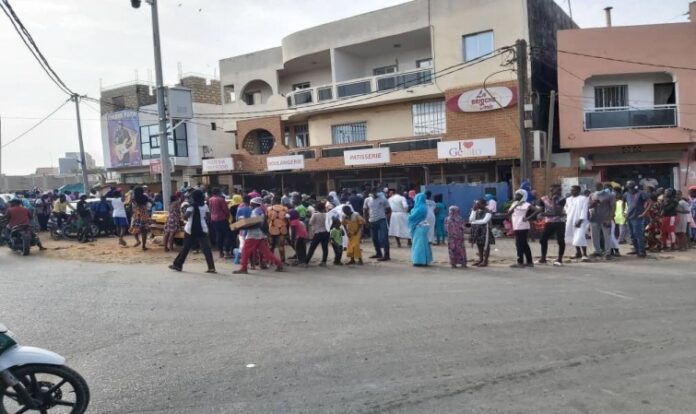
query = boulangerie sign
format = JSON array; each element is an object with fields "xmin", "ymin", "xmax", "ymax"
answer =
[
  {"xmin": 343, "ymin": 148, "xmax": 390, "ymax": 166},
  {"xmin": 437, "ymin": 138, "xmax": 496, "ymax": 159},
  {"xmin": 267, "ymin": 155, "xmax": 305, "ymax": 171}
]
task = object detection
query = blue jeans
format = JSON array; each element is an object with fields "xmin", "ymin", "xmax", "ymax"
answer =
[
  {"xmin": 628, "ymin": 218, "xmax": 645, "ymax": 255},
  {"xmin": 370, "ymin": 218, "xmax": 390, "ymax": 258}
]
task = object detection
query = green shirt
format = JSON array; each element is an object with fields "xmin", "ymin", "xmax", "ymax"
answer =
[
  {"xmin": 330, "ymin": 228, "xmax": 343, "ymax": 246},
  {"xmin": 296, "ymin": 204, "xmax": 307, "ymax": 219}
]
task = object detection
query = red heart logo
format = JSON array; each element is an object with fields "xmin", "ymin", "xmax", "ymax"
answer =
[{"xmin": 463, "ymin": 141, "xmax": 474, "ymax": 149}]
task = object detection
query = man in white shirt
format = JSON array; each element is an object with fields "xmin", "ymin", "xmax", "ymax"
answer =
[
  {"xmin": 388, "ymin": 189, "xmax": 410, "ymax": 247},
  {"xmin": 108, "ymin": 191, "xmax": 129, "ymax": 247}
]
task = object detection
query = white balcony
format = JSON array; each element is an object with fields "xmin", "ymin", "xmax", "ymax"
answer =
[{"xmin": 285, "ymin": 68, "xmax": 434, "ymax": 108}]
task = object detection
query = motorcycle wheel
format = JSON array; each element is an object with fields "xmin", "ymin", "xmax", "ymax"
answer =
[
  {"xmin": 0, "ymin": 364, "xmax": 90, "ymax": 414},
  {"xmin": 50, "ymin": 227, "xmax": 61, "ymax": 241},
  {"xmin": 21, "ymin": 236, "xmax": 31, "ymax": 256},
  {"xmin": 89, "ymin": 224, "xmax": 100, "ymax": 239}
]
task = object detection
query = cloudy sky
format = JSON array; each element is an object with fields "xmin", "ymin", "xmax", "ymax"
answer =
[{"xmin": 0, "ymin": 0, "xmax": 691, "ymax": 175}]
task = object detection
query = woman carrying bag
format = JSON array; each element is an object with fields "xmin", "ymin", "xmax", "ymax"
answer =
[{"xmin": 169, "ymin": 190, "xmax": 216, "ymax": 273}]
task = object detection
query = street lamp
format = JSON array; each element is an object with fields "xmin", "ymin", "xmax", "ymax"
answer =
[{"xmin": 131, "ymin": 0, "xmax": 172, "ymax": 209}]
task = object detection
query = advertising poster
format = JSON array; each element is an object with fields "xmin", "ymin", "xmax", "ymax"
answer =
[{"xmin": 107, "ymin": 110, "xmax": 142, "ymax": 167}]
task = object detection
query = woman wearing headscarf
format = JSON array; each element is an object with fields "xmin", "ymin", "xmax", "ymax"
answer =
[
  {"xmin": 169, "ymin": 189, "xmax": 216, "ymax": 273},
  {"xmin": 434, "ymin": 194, "xmax": 447, "ymax": 245},
  {"xmin": 469, "ymin": 199, "xmax": 494, "ymax": 267},
  {"xmin": 484, "ymin": 193, "xmax": 497, "ymax": 213},
  {"xmin": 228, "ymin": 194, "xmax": 243, "ymax": 252},
  {"xmin": 408, "ymin": 193, "xmax": 433, "ymax": 266},
  {"xmin": 425, "ymin": 191, "xmax": 437, "ymax": 243},
  {"xmin": 444, "ymin": 205, "xmax": 467, "ymax": 268}
]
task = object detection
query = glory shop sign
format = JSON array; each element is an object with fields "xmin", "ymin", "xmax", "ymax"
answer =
[
  {"xmin": 267, "ymin": 155, "xmax": 305, "ymax": 171},
  {"xmin": 446, "ymin": 86, "xmax": 517, "ymax": 113},
  {"xmin": 437, "ymin": 138, "xmax": 496, "ymax": 159},
  {"xmin": 343, "ymin": 148, "xmax": 390, "ymax": 166}
]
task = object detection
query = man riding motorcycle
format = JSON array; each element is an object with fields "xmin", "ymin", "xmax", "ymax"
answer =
[{"xmin": 3, "ymin": 199, "xmax": 46, "ymax": 250}]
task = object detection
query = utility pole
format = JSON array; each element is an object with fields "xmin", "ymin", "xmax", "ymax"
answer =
[
  {"xmin": 72, "ymin": 94, "xmax": 90, "ymax": 194},
  {"xmin": 0, "ymin": 114, "xmax": 3, "ymax": 182},
  {"xmin": 516, "ymin": 38, "xmax": 530, "ymax": 184},
  {"xmin": 545, "ymin": 90, "xmax": 556, "ymax": 191},
  {"xmin": 132, "ymin": 0, "xmax": 171, "ymax": 209}
]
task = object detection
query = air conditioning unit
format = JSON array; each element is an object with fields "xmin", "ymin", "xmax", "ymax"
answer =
[{"xmin": 531, "ymin": 130, "xmax": 546, "ymax": 162}]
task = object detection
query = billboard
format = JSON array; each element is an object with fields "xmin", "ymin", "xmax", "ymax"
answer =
[
  {"xmin": 107, "ymin": 110, "xmax": 142, "ymax": 167},
  {"xmin": 437, "ymin": 138, "xmax": 497, "ymax": 159}
]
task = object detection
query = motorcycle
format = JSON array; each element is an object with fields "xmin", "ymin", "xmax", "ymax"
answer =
[
  {"xmin": 0, "ymin": 324, "xmax": 90, "ymax": 413},
  {"xmin": 47, "ymin": 214, "xmax": 98, "ymax": 242},
  {"xmin": 4, "ymin": 225, "xmax": 37, "ymax": 256}
]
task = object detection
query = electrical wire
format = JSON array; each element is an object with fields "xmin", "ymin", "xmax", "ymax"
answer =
[
  {"xmin": 557, "ymin": 49, "xmax": 696, "ymax": 72},
  {"xmin": 1, "ymin": 99, "xmax": 71, "ymax": 148},
  {"xmin": 0, "ymin": 0, "xmax": 74, "ymax": 96}
]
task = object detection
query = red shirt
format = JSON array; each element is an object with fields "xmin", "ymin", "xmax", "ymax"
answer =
[
  {"xmin": 208, "ymin": 196, "xmax": 230, "ymax": 222},
  {"xmin": 289, "ymin": 219, "xmax": 308, "ymax": 240},
  {"xmin": 7, "ymin": 206, "xmax": 31, "ymax": 227}
]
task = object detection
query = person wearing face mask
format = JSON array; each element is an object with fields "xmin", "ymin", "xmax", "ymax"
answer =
[{"xmin": 624, "ymin": 180, "xmax": 650, "ymax": 257}]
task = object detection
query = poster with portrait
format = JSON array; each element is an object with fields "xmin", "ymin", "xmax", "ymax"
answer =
[{"xmin": 107, "ymin": 110, "xmax": 142, "ymax": 167}]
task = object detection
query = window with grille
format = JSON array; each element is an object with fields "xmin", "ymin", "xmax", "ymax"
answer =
[
  {"xmin": 331, "ymin": 122, "xmax": 367, "ymax": 144},
  {"xmin": 594, "ymin": 85, "xmax": 628, "ymax": 108},
  {"xmin": 139, "ymin": 123, "xmax": 188, "ymax": 159},
  {"xmin": 294, "ymin": 124, "xmax": 310, "ymax": 148},
  {"xmin": 412, "ymin": 101, "xmax": 446, "ymax": 136}
]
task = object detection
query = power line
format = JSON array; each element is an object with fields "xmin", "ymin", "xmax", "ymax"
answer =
[
  {"xmin": 557, "ymin": 49, "xmax": 696, "ymax": 72},
  {"xmin": 0, "ymin": 0, "xmax": 74, "ymax": 95},
  {"xmin": 1, "ymin": 99, "xmax": 71, "ymax": 149}
]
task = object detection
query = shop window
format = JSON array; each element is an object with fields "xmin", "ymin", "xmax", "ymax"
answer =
[
  {"xmin": 594, "ymin": 85, "xmax": 627, "ymax": 108},
  {"xmin": 331, "ymin": 122, "xmax": 367, "ymax": 144},
  {"xmin": 463, "ymin": 30, "xmax": 494, "ymax": 62},
  {"xmin": 412, "ymin": 101, "xmax": 446, "ymax": 136}
]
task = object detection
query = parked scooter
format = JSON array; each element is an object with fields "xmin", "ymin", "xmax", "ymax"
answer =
[
  {"xmin": 0, "ymin": 214, "xmax": 39, "ymax": 256},
  {"xmin": 47, "ymin": 213, "xmax": 97, "ymax": 242},
  {"xmin": 0, "ymin": 324, "xmax": 90, "ymax": 413}
]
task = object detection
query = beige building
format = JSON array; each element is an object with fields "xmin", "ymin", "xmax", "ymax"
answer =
[{"xmin": 213, "ymin": 0, "xmax": 574, "ymax": 193}]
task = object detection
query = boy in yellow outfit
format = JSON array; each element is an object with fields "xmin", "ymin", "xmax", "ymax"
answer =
[{"xmin": 341, "ymin": 205, "xmax": 365, "ymax": 265}]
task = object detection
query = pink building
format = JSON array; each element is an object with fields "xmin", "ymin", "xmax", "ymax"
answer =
[{"xmin": 557, "ymin": 3, "xmax": 696, "ymax": 191}]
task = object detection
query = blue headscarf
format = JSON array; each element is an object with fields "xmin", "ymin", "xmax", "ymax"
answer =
[
  {"xmin": 484, "ymin": 193, "xmax": 494, "ymax": 202},
  {"xmin": 408, "ymin": 193, "xmax": 428, "ymax": 234}
]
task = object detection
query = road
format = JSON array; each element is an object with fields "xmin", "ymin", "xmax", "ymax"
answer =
[{"xmin": 1, "ymin": 250, "xmax": 694, "ymax": 413}]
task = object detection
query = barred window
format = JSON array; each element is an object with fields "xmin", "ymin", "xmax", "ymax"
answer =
[
  {"xmin": 331, "ymin": 122, "xmax": 367, "ymax": 144},
  {"xmin": 594, "ymin": 85, "xmax": 628, "ymax": 108},
  {"xmin": 412, "ymin": 101, "xmax": 446, "ymax": 136}
]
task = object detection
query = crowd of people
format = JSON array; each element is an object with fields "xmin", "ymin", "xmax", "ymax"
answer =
[{"xmin": 2, "ymin": 180, "xmax": 695, "ymax": 273}]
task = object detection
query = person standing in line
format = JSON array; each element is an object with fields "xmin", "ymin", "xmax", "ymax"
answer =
[
  {"xmin": 388, "ymin": 189, "xmax": 410, "ymax": 248},
  {"xmin": 305, "ymin": 202, "xmax": 330, "ymax": 266},
  {"xmin": 660, "ymin": 188, "xmax": 679, "ymax": 251},
  {"xmin": 329, "ymin": 217, "xmax": 344, "ymax": 266},
  {"xmin": 129, "ymin": 186, "xmax": 151, "ymax": 250},
  {"xmin": 485, "ymin": 193, "xmax": 498, "ymax": 213},
  {"xmin": 163, "ymin": 195, "xmax": 181, "ymax": 252},
  {"xmin": 362, "ymin": 191, "xmax": 374, "ymax": 240},
  {"xmin": 689, "ymin": 186, "xmax": 696, "ymax": 245},
  {"xmin": 508, "ymin": 189, "xmax": 537, "ymax": 268},
  {"xmin": 208, "ymin": 188, "xmax": 231, "ymax": 259},
  {"xmin": 434, "ymin": 194, "xmax": 447, "ymax": 245},
  {"xmin": 614, "ymin": 187, "xmax": 628, "ymax": 244},
  {"xmin": 34, "ymin": 193, "xmax": 52, "ymax": 232},
  {"xmin": 537, "ymin": 185, "xmax": 566, "ymax": 266},
  {"xmin": 589, "ymin": 183, "xmax": 616, "ymax": 260},
  {"xmin": 234, "ymin": 197, "xmax": 284, "ymax": 274},
  {"xmin": 469, "ymin": 199, "xmax": 494, "ymax": 267},
  {"xmin": 228, "ymin": 194, "xmax": 243, "ymax": 253},
  {"xmin": 268, "ymin": 195, "xmax": 290, "ymax": 264},
  {"xmin": 624, "ymin": 181, "xmax": 650, "ymax": 257},
  {"xmin": 368, "ymin": 191, "xmax": 391, "ymax": 261},
  {"xmin": 169, "ymin": 190, "xmax": 216, "ymax": 273},
  {"xmin": 674, "ymin": 190, "xmax": 690, "ymax": 251},
  {"xmin": 444, "ymin": 205, "xmax": 467, "ymax": 268},
  {"xmin": 75, "ymin": 195, "xmax": 93, "ymax": 243},
  {"xmin": 564, "ymin": 185, "xmax": 590, "ymax": 261},
  {"xmin": 342, "ymin": 205, "xmax": 365, "ymax": 265},
  {"xmin": 408, "ymin": 193, "xmax": 433, "ymax": 267},
  {"xmin": 348, "ymin": 190, "xmax": 364, "ymax": 217},
  {"xmin": 425, "ymin": 191, "xmax": 437, "ymax": 244},
  {"xmin": 109, "ymin": 191, "xmax": 129, "ymax": 247},
  {"xmin": 288, "ymin": 209, "xmax": 308, "ymax": 266}
]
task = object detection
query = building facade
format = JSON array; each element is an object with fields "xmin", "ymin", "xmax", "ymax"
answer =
[
  {"xmin": 212, "ymin": 0, "xmax": 574, "ymax": 194},
  {"xmin": 58, "ymin": 152, "xmax": 96, "ymax": 175},
  {"xmin": 99, "ymin": 76, "xmax": 233, "ymax": 189},
  {"xmin": 558, "ymin": 3, "xmax": 696, "ymax": 192}
]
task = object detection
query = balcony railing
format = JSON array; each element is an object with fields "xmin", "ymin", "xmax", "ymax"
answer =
[
  {"xmin": 285, "ymin": 68, "xmax": 433, "ymax": 108},
  {"xmin": 584, "ymin": 105, "xmax": 678, "ymax": 130}
]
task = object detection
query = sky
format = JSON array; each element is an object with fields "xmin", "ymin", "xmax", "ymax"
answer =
[{"xmin": 0, "ymin": 0, "xmax": 691, "ymax": 175}]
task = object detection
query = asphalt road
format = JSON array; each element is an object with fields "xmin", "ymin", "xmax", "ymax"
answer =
[{"xmin": 1, "ymin": 250, "xmax": 694, "ymax": 413}]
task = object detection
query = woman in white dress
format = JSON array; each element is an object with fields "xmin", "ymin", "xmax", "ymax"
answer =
[
  {"xmin": 425, "ymin": 191, "xmax": 437, "ymax": 243},
  {"xmin": 388, "ymin": 190, "xmax": 410, "ymax": 247}
]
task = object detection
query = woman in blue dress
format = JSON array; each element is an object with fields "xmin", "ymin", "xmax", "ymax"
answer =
[{"xmin": 409, "ymin": 193, "xmax": 433, "ymax": 266}]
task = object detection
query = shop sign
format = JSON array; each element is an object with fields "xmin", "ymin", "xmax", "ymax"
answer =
[
  {"xmin": 267, "ymin": 155, "xmax": 305, "ymax": 171},
  {"xmin": 202, "ymin": 157, "xmax": 234, "ymax": 173},
  {"xmin": 343, "ymin": 148, "xmax": 390, "ymax": 166},
  {"xmin": 446, "ymin": 86, "xmax": 517, "ymax": 112},
  {"xmin": 437, "ymin": 138, "xmax": 496, "ymax": 159}
]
